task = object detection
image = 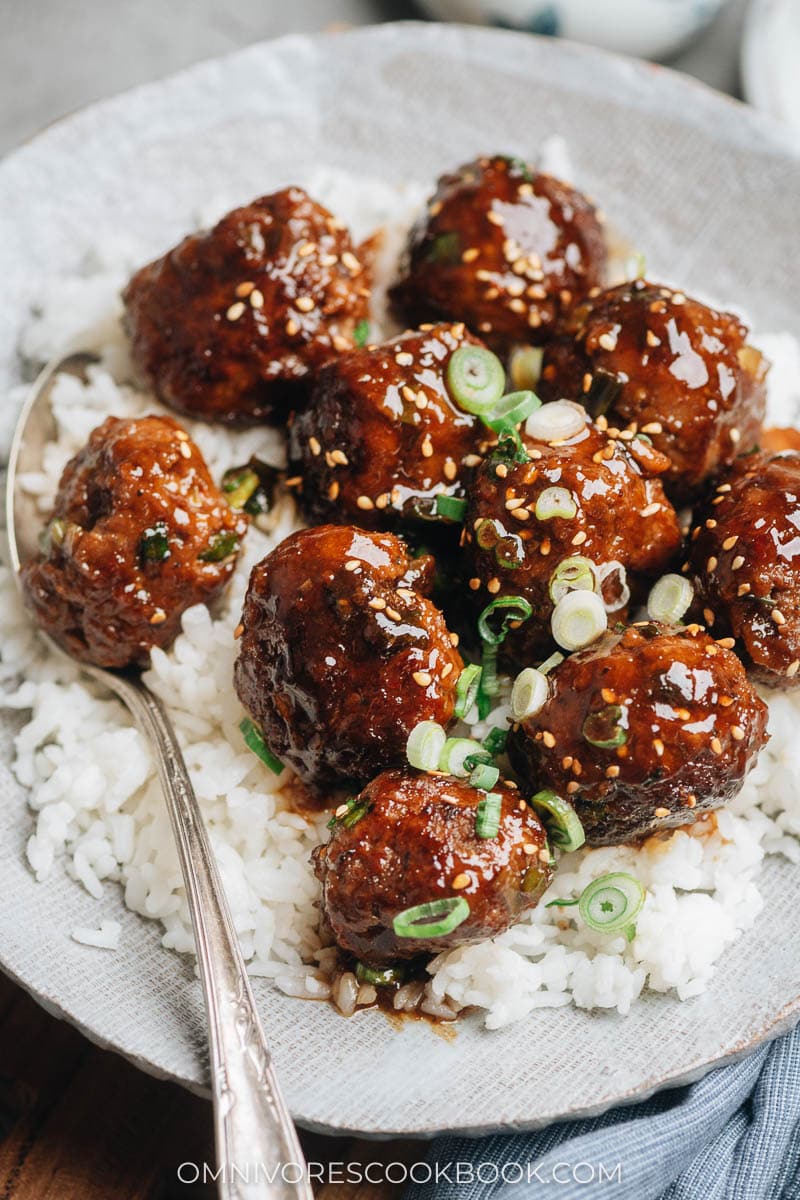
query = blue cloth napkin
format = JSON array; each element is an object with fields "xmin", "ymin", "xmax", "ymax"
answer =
[{"xmin": 405, "ymin": 1023, "xmax": 800, "ymax": 1200}]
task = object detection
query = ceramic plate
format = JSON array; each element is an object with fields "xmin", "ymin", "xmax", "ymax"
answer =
[
  {"xmin": 1, "ymin": 23, "xmax": 800, "ymax": 1137},
  {"xmin": 742, "ymin": 0, "xmax": 800, "ymax": 135}
]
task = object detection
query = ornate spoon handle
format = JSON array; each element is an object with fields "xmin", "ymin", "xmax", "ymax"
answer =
[{"xmin": 103, "ymin": 668, "xmax": 312, "ymax": 1200}]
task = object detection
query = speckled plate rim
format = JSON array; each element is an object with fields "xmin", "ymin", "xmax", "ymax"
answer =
[{"xmin": 1, "ymin": 22, "xmax": 800, "ymax": 1138}]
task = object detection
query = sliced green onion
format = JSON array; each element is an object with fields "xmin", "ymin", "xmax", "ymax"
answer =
[
  {"xmin": 484, "ymin": 390, "xmax": 541, "ymax": 432},
  {"xmin": 406, "ymin": 720, "xmax": 447, "ymax": 772},
  {"xmin": 545, "ymin": 897, "xmax": 579, "ymax": 908},
  {"xmin": 326, "ymin": 795, "xmax": 371, "ymax": 831},
  {"xmin": 490, "ymin": 433, "xmax": 531, "ymax": 469},
  {"xmin": 627, "ymin": 251, "xmax": 646, "ymax": 280},
  {"xmin": 578, "ymin": 872, "xmax": 645, "ymax": 934},
  {"xmin": 393, "ymin": 896, "xmax": 470, "ymax": 939},
  {"xmin": 446, "ymin": 345, "xmax": 505, "ymax": 416},
  {"xmin": 526, "ymin": 400, "xmax": 587, "ymax": 443},
  {"xmin": 528, "ymin": 790, "xmax": 585, "ymax": 852},
  {"xmin": 424, "ymin": 231, "xmax": 461, "ymax": 264},
  {"xmin": 509, "ymin": 345, "xmax": 543, "ymax": 391},
  {"xmin": 548, "ymin": 556, "xmax": 597, "ymax": 604},
  {"xmin": 582, "ymin": 704, "xmax": 627, "ymax": 749},
  {"xmin": 522, "ymin": 866, "xmax": 548, "ymax": 894},
  {"xmin": 535, "ymin": 486, "xmax": 578, "ymax": 522},
  {"xmin": 551, "ymin": 590, "xmax": 607, "ymax": 652},
  {"xmin": 538, "ymin": 650, "xmax": 565, "ymax": 675},
  {"xmin": 596, "ymin": 560, "xmax": 630, "ymax": 614},
  {"xmin": 647, "ymin": 573, "xmax": 694, "ymax": 624},
  {"xmin": 469, "ymin": 762, "xmax": 500, "ymax": 791},
  {"xmin": 495, "ymin": 533, "xmax": 524, "ymax": 570},
  {"xmin": 199, "ymin": 532, "xmax": 240, "ymax": 562},
  {"xmin": 223, "ymin": 468, "xmax": 260, "ymax": 510},
  {"xmin": 475, "ymin": 791, "xmax": 502, "ymax": 838},
  {"xmin": 462, "ymin": 751, "xmax": 494, "ymax": 771},
  {"xmin": 476, "ymin": 518, "xmax": 500, "ymax": 550},
  {"xmin": 139, "ymin": 521, "xmax": 170, "ymax": 565},
  {"xmin": 479, "ymin": 641, "xmax": 500, "ymax": 700},
  {"xmin": 510, "ymin": 667, "xmax": 549, "ymax": 721},
  {"xmin": 454, "ymin": 664, "xmax": 483, "ymax": 719},
  {"xmin": 584, "ymin": 369, "xmax": 623, "ymax": 419},
  {"xmin": 483, "ymin": 727, "xmax": 508, "ymax": 756},
  {"xmin": 478, "ymin": 595, "xmax": 534, "ymax": 646},
  {"xmin": 355, "ymin": 961, "xmax": 405, "ymax": 986},
  {"xmin": 353, "ymin": 318, "xmax": 370, "ymax": 347},
  {"xmin": 435, "ymin": 494, "xmax": 467, "ymax": 522},
  {"xmin": 439, "ymin": 737, "xmax": 485, "ymax": 777},
  {"xmin": 239, "ymin": 717, "xmax": 284, "ymax": 774}
]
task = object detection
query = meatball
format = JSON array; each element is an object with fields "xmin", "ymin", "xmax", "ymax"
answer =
[
  {"xmin": 508, "ymin": 623, "xmax": 769, "ymax": 846},
  {"xmin": 233, "ymin": 526, "xmax": 463, "ymax": 789},
  {"xmin": 122, "ymin": 188, "xmax": 370, "ymax": 425},
  {"xmin": 390, "ymin": 156, "xmax": 607, "ymax": 353},
  {"xmin": 289, "ymin": 323, "xmax": 485, "ymax": 527},
  {"xmin": 539, "ymin": 279, "xmax": 769, "ymax": 500},
  {"xmin": 20, "ymin": 415, "xmax": 247, "ymax": 668},
  {"xmin": 313, "ymin": 768, "xmax": 553, "ymax": 965},
  {"xmin": 688, "ymin": 450, "xmax": 800, "ymax": 687},
  {"xmin": 463, "ymin": 408, "xmax": 682, "ymax": 661}
]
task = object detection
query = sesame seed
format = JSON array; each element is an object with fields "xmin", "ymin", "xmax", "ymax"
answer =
[
  {"xmin": 495, "ymin": 463, "xmax": 509, "ymax": 478},
  {"xmin": 369, "ymin": 597, "xmax": 387, "ymax": 610},
  {"xmin": 703, "ymin": 608, "xmax": 716, "ymax": 626},
  {"xmin": 462, "ymin": 247, "xmax": 480, "ymax": 262},
  {"xmin": 345, "ymin": 559, "xmax": 360, "ymax": 571},
  {"xmin": 233, "ymin": 623, "xmax": 244, "ymax": 639},
  {"xmin": 443, "ymin": 460, "xmax": 457, "ymax": 481},
  {"xmin": 511, "ymin": 507, "xmax": 530, "ymax": 521},
  {"xmin": 319, "ymin": 253, "xmax": 338, "ymax": 267},
  {"xmin": 731, "ymin": 555, "xmax": 745, "ymax": 570},
  {"xmin": 737, "ymin": 583, "xmax": 751, "ymax": 596},
  {"xmin": 285, "ymin": 476, "xmax": 303, "ymax": 488},
  {"xmin": 730, "ymin": 428, "xmax": 741, "ymax": 444},
  {"xmin": 711, "ymin": 737, "xmax": 723, "ymax": 755},
  {"xmin": 331, "ymin": 334, "xmax": 351, "ymax": 352},
  {"xmin": 654, "ymin": 807, "xmax": 670, "ymax": 818},
  {"xmin": 341, "ymin": 251, "xmax": 361, "ymax": 273},
  {"xmin": 772, "ymin": 608, "xmax": 787, "ymax": 625},
  {"xmin": 421, "ymin": 435, "xmax": 434, "ymax": 458},
  {"xmin": 722, "ymin": 535, "xmax": 738, "ymax": 551},
  {"xmin": 235, "ymin": 281, "xmax": 255, "ymax": 297},
  {"xmin": 605, "ymin": 765, "xmax": 620, "ymax": 778},
  {"xmin": 539, "ymin": 539, "xmax": 551, "ymax": 556},
  {"xmin": 308, "ymin": 436, "xmax": 321, "ymax": 456},
  {"xmin": 248, "ymin": 289, "xmax": 264, "ymax": 310},
  {"xmin": 787, "ymin": 660, "xmax": 800, "ymax": 678},
  {"xmin": 523, "ymin": 843, "xmax": 537, "ymax": 856},
  {"xmin": 641, "ymin": 421, "xmax": 663, "ymax": 434},
  {"xmin": 415, "ymin": 391, "xmax": 429, "ymax": 410},
  {"xmin": 598, "ymin": 332, "xmax": 617, "ymax": 351},
  {"xmin": 386, "ymin": 607, "xmax": 402, "ymax": 621},
  {"xmin": 571, "ymin": 530, "xmax": 587, "ymax": 546},
  {"xmin": 449, "ymin": 632, "xmax": 460, "ymax": 647},
  {"xmin": 731, "ymin": 726, "xmax": 745, "ymax": 741},
  {"xmin": 285, "ymin": 318, "xmax": 300, "ymax": 336},
  {"xmin": 150, "ymin": 609, "xmax": 167, "ymax": 625},
  {"xmin": 582, "ymin": 373, "xmax": 593, "ymax": 393},
  {"xmin": 487, "ymin": 578, "xmax": 501, "ymax": 595},
  {"xmin": 508, "ymin": 298, "xmax": 526, "ymax": 313},
  {"xmin": 719, "ymin": 695, "xmax": 734, "ymax": 707},
  {"xmin": 640, "ymin": 502, "xmax": 660, "ymax": 518},
  {"xmin": 705, "ymin": 519, "xmax": 718, "ymax": 529},
  {"xmin": 452, "ymin": 872, "xmax": 470, "ymax": 890},
  {"xmin": 330, "ymin": 449, "xmax": 349, "ymax": 466},
  {"xmin": 685, "ymin": 795, "xmax": 697, "ymax": 808},
  {"xmin": 717, "ymin": 483, "xmax": 732, "ymax": 493},
  {"xmin": 562, "ymin": 756, "xmax": 574, "ymax": 770},
  {"xmin": 327, "ymin": 481, "xmax": 340, "ymax": 501},
  {"xmin": 646, "ymin": 331, "xmax": 661, "ymax": 348},
  {"xmin": 401, "ymin": 385, "xmax": 416, "ymax": 404},
  {"xmin": 707, "ymin": 557, "xmax": 718, "ymax": 572},
  {"xmin": 487, "ymin": 210, "xmax": 504, "ymax": 226},
  {"xmin": 396, "ymin": 352, "xmax": 414, "ymax": 367},
  {"xmin": 226, "ymin": 301, "xmax": 246, "ymax": 321},
  {"xmin": 653, "ymin": 738, "xmax": 665, "ymax": 757},
  {"xmin": 295, "ymin": 296, "xmax": 314, "ymax": 313},
  {"xmin": 357, "ymin": 495, "xmax": 374, "ymax": 510},
  {"xmin": 542, "ymin": 731, "xmax": 556, "ymax": 748},
  {"xmin": 413, "ymin": 671, "xmax": 432, "ymax": 687},
  {"xmin": 566, "ymin": 781, "xmax": 580, "ymax": 794},
  {"xmin": 441, "ymin": 662, "xmax": 453, "ymax": 679},
  {"xmin": 297, "ymin": 242, "xmax": 315, "ymax": 257},
  {"xmin": 468, "ymin": 577, "xmax": 481, "ymax": 591},
  {"xmin": 716, "ymin": 637, "xmax": 736, "ymax": 649}
]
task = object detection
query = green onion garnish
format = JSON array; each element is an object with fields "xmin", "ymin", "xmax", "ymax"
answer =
[
  {"xmin": 424, "ymin": 231, "xmax": 461, "ymax": 264},
  {"xmin": 475, "ymin": 791, "xmax": 502, "ymax": 838},
  {"xmin": 582, "ymin": 704, "xmax": 628, "ymax": 749},
  {"xmin": 446, "ymin": 345, "xmax": 505, "ymax": 416},
  {"xmin": 527, "ymin": 789, "xmax": 585, "ymax": 853},
  {"xmin": 222, "ymin": 468, "xmax": 260, "ymax": 510},
  {"xmin": 239, "ymin": 717, "xmax": 284, "ymax": 774},
  {"xmin": 406, "ymin": 720, "xmax": 447, "ymax": 772},
  {"xmin": 354, "ymin": 318, "xmax": 370, "ymax": 347},
  {"xmin": 535, "ymin": 486, "xmax": 577, "ymax": 522},
  {"xmin": 509, "ymin": 345, "xmax": 543, "ymax": 391},
  {"xmin": 545, "ymin": 897, "xmax": 579, "ymax": 908},
  {"xmin": 139, "ymin": 521, "xmax": 170, "ymax": 565},
  {"xmin": 495, "ymin": 533, "xmax": 524, "ymax": 570},
  {"xmin": 483, "ymin": 727, "xmax": 508, "ymax": 756},
  {"xmin": 469, "ymin": 762, "xmax": 500, "ymax": 791},
  {"xmin": 526, "ymin": 399, "xmax": 588, "ymax": 443},
  {"xmin": 435, "ymin": 494, "xmax": 467, "ymax": 522},
  {"xmin": 40, "ymin": 518, "xmax": 70, "ymax": 554},
  {"xmin": 454, "ymin": 664, "xmax": 482, "ymax": 719},
  {"xmin": 647, "ymin": 573, "xmax": 694, "ymax": 624},
  {"xmin": 538, "ymin": 650, "xmax": 565, "ymax": 675},
  {"xmin": 578, "ymin": 872, "xmax": 645, "ymax": 934},
  {"xmin": 583, "ymin": 369, "xmax": 623, "ymax": 419},
  {"xmin": 548, "ymin": 556, "xmax": 597, "ymax": 605},
  {"xmin": 355, "ymin": 961, "xmax": 406, "ymax": 987},
  {"xmin": 551, "ymin": 590, "xmax": 607, "ymax": 651},
  {"xmin": 439, "ymin": 737, "xmax": 485, "ymax": 777},
  {"xmin": 326, "ymin": 795, "xmax": 370, "ymax": 830},
  {"xmin": 393, "ymin": 896, "xmax": 470, "ymax": 939},
  {"xmin": 478, "ymin": 595, "xmax": 534, "ymax": 646},
  {"xmin": 483, "ymin": 389, "xmax": 541, "ymax": 432},
  {"xmin": 199, "ymin": 532, "xmax": 240, "ymax": 562},
  {"xmin": 510, "ymin": 667, "xmax": 549, "ymax": 722}
]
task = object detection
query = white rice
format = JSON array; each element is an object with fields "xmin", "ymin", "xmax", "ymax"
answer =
[{"xmin": 3, "ymin": 160, "xmax": 800, "ymax": 1028}]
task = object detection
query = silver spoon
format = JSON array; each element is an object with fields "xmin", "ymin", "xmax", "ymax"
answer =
[{"xmin": 6, "ymin": 352, "xmax": 313, "ymax": 1200}]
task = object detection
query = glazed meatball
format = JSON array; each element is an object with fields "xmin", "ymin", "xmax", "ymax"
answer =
[
  {"xmin": 233, "ymin": 526, "xmax": 463, "ymax": 789},
  {"xmin": 688, "ymin": 450, "xmax": 800, "ymax": 687},
  {"xmin": 123, "ymin": 188, "xmax": 370, "ymax": 425},
  {"xmin": 390, "ymin": 156, "xmax": 607, "ymax": 353},
  {"xmin": 508, "ymin": 623, "xmax": 769, "ymax": 846},
  {"xmin": 289, "ymin": 323, "xmax": 485, "ymax": 527},
  {"xmin": 20, "ymin": 415, "xmax": 247, "ymax": 668},
  {"xmin": 539, "ymin": 279, "xmax": 769, "ymax": 500},
  {"xmin": 313, "ymin": 768, "xmax": 553, "ymax": 965},
  {"xmin": 463, "ymin": 407, "xmax": 682, "ymax": 661}
]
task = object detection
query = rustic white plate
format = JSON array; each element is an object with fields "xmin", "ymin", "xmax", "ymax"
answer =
[{"xmin": 1, "ymin": 23, "xmax": 799, "ymax": 1138}]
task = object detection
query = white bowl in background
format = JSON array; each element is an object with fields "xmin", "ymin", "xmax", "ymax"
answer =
[
  {"xmin": 742, "ymin": 0, "xmax": 800, "ymax": 135},
  {"xmin": 418, "ymin": 0, "xmax": 732, "ymax": 60}
]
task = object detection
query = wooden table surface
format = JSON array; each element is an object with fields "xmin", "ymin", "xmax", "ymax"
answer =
[{"xmin": 0, "ymin": 973, "xmax": 420, "ymax": 1198}]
